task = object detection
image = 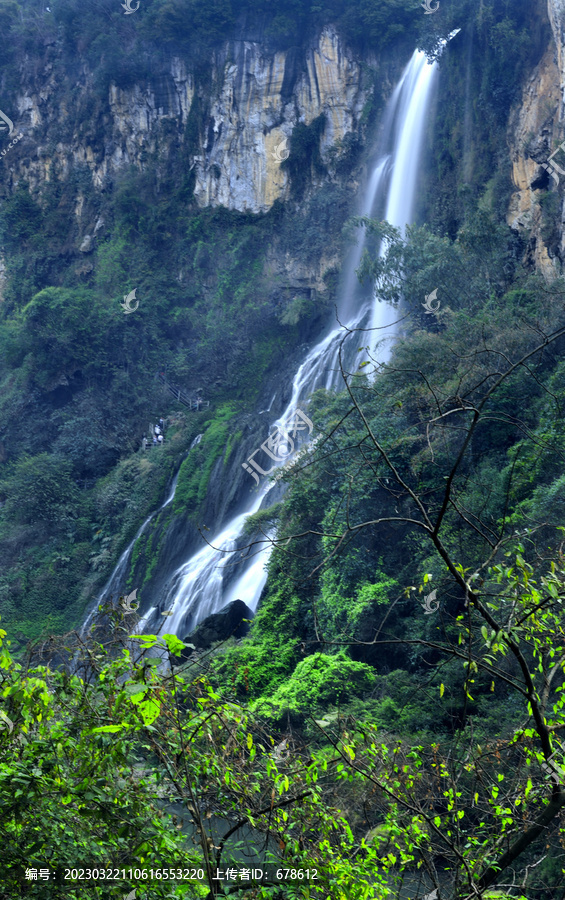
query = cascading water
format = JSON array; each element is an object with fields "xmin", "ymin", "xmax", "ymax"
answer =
[
  {"xmin": 141, "ymin": 478, "xmax": 275, "ymax": 637},
  {"xmin": 368, "ymin": 48, "xmax": 440, "ymax": 350},
  {"xmin": 143, "ymin": 303, "xmax": 369, "ymax": 638},
  {"xmin": 139, "ymin": 46, "xmax": 442, "ymax": 640}
]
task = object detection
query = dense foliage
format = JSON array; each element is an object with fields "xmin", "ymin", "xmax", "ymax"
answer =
[
  {"xmin": 1, "ymin": 0, "xmax": 565, "ymax": 896},
  {"xmin": 0, "ymin": 619, "xmax": 420, "ymax": 899},
  {"xmin": 0, "ymin": 0, "xmax": 421, "ymax": 61},
  {"xmin": 208, "ymin": 209, "xmax": 565, "ymax": 896}
]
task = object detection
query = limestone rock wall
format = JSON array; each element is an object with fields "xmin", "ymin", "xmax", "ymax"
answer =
[
  {"xmin": 507, "ymin": 44, "xmax": 561, "ymax": 275},
  {"xmin": 9, "ymin": 59, "xmax": 195, "ymax": 195},
  {"xmin": 5, "ymin": 27, "xmax": 367, "ymax": 217},
  {"xmin": 507, "ymin": 0, "xmax": 565, "ymax": 275},
  {"xmin": 192, "ymin": 28, "xmax": 366, "ymax": 212}
]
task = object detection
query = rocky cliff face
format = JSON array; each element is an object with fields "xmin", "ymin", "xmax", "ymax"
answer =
[
  {"xmin": 9, "ymin": 56, "xmax": 194, "ymax": 197},
  {"xmin": 507, "ymin": 0, "xmax": 565, "ymax": 275},
  {"xmin": 4, "ymin": 10, "xmax": 564, "ymax": 284},
  {"xmin": 191, "ymin": 28, "xmax": 366, "ymax": 212},
  {"xmin": 0, "ymin": 25, "xmax": 373, "ymax": 309},
  {"xmin": 548, "ymin": 0, "xmax": 565, "ymax": 83},
  {"xmin": 8, "ymin": 26, "xmax": 368, "ymax": 217}
]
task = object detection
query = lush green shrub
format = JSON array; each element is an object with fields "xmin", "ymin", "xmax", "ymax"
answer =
[
  {"xmin": 173, "ymin": 402, "xmax": 238, "ymax": 513},
  {"xmin": 253, "ymin": 651, "xmax": 376, "ymax": 724},
  {"xmin": 0, "ymin": 453, "xmax": 79, "ymax": 525},
  {"xmin": 0, "ymin": 185, "xmax": 43, "ymax": 249}
]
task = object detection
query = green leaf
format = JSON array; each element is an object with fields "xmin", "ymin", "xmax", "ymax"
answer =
[
  {"xmin": 138, "ymin": 699, "xmax": 161, "ymax": 726},
  {"xmin": 125, "ymin": 684, "xmax": 149, "ymax": 697},
  {"xmin": 130, "ymin": 634, "xmax": 159, "ymax": 648},
  {"xmin": 162, "ymin": 634, "xmax": 187, "ymax": 655},
  {"xmin": 91, "ymin": 725, "xmax": 126, "ymax": 734}
]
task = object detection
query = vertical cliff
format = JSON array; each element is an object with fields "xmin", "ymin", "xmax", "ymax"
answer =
[
  {"xmin": 192, "ymin": 28, "xmax": 367, "ymax": 212},
  {"xmin": 0, "ymin": 24, "xmax": 387, "ymax": 317},
  {"xmin": 506, "ymin": 0, "xmax": 565, "ymax": 275},
  {"xmin": 5, "ymin": 27, "xmax": 371, "ymax": 215}
]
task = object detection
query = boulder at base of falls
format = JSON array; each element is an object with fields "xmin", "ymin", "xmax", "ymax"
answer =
[{"xmin": 174, "ymin": 599, "xmax": 254, "ymax": 664}]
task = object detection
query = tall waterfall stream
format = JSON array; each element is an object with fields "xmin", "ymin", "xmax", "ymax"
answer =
[{"xmin": 84, "ymin": 47, "xmax": 443, "ymax": 642}]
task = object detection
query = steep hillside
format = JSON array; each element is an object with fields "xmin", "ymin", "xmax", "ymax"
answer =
[{"xmin": 0, "ymin": 0, "xmax": 554, "ymax": 643}]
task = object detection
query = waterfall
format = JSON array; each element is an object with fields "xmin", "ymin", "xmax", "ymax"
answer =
[
  {"xmin": 138, "ymin": 46, "xmax": 442, "ymax": 640},
  {"xmin": 368, "ymin": 49, "xmax": 439, "ymax": 355},
  {"xmin": 146, "ymin": 303, "xmax": 369, "ymax": 639},
  {"xmin": 338, "ymin": 157, "xmax": 390, "ymax": 323},
  {"xmin": 145, "ymin": 480, "xmax": 275, "ymax": 638}
]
